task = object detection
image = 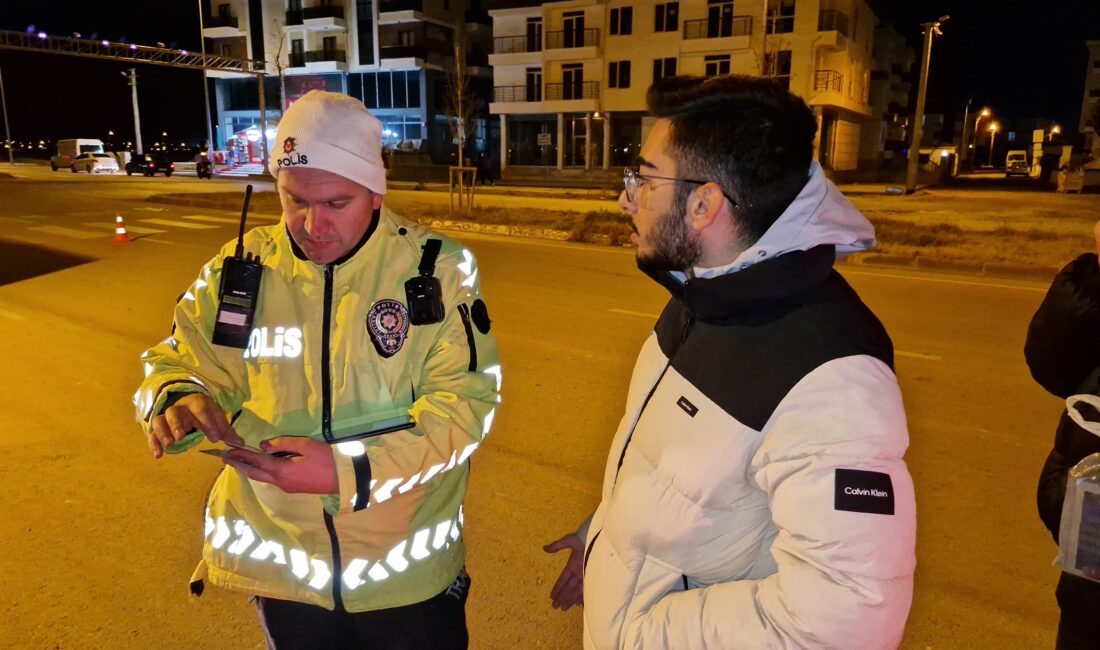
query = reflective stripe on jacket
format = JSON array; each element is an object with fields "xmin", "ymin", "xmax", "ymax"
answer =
[{"xmin": 134, "ymin": 206, "xmax": 501, "ymax": 612}]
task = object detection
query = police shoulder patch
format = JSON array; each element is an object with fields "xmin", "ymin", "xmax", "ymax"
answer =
[
  {"xmin": 834, "ymin": 468, "xmax": 895, "ymax": 515},
  {"xmin": 367, "ymin": 299, "xmax": 410, "ymax": 358}
]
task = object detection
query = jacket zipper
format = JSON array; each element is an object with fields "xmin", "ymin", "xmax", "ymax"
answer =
[
  {"xmin": 584, "ymin": 307, "xmax": 696, "ymax": 574},
  {"xmin": 320, "ymin": 263, "xmax": 344, "ymax": 610}
]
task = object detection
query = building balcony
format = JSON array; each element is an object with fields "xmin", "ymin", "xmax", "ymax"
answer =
[
  {"xmin": 545, "ymin": 29, "xmax": 599, "ymax": 50},
  {"xmin": 489, "ymin": 34, "xmax": 542, "ymax": 66},
  {"xmin": 810, "ymin": 70, "xmax": 870, "ymax": 117},
  {"xmin": 286, "ymin": 6, "xmax": 346, "ymax": 30},
  {"xmin": 203, "ymin": 14, "xmax": 244, "ymax": 38},
  {"xmin": 766, "ymin": 15, "xmax": 794, "ymax": 34},
  {"xmin": 545, "ymin": 81, "xmax": 598, "ymax": 101},
  {"xmin": 493, "ymin": 35, "xmax": 542, "ymax": 54},
  {"xmin": 303, "ymin": 49, "xmax": 347, "ymax": 72},
  {"xmin": 543, "ymin": 29, "xmax": 600, "ymax": 62},
  {"xmin": 493, "ymin": 85, "xmax": 540, "ymax": 103},
  {"xmin": 378, "ymin": 0, "xmax": 431, "ymax": 25},
  {"xmin": 680, "ymin": 17, "xmax": 752, "ymax": 55},
  {"xmin": 682, "ymin": 16, "xmax": 752, "ymax": 39},
  {"xmin": 817, "ymin": 10, "xmax": 849, "ymax": 49}
]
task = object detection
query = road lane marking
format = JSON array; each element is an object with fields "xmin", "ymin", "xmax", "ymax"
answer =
[
  {"xmin": 609, "ymin": 308, "xmax": 659, "ymax": 319},
  {"xmin": 180, "ymin": 214, "xmax": 242, "ymax": 224},
  {"xmin": 83, "ymin": 222, "xmax": 167, "ymax": 235},
  {"xmin": 0, "ymin": 308, "xmax": 26, "ymax": 320},
  {"xmin": 251, "ymin": 213, "xmax": 282, "ymax": 222},
  {"xmin": 841, "ymin": 268, "xmax": 1046, "ymax": 293},
  {"xmin": 132, "ymin": 206, "xmax": 168, "ymax": 212},
  {"xmin": 138, "ymin": 238, "xmax": 174, "ymax": 245},
  {"xmin": 896, "ymin": 351, "xmax": 942, "ymax": 361},
  {"xmin": 28, "ymin": 225, "xmax": 102, "ymax": 239},
  {"xmin": 608, "ymin": 308, "xmax": 941, "ymax": 361},
  {"xmin": 138, "ymin": 218, "xmax": 219, "ymax": 230}
]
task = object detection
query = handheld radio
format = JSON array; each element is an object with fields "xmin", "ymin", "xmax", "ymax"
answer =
[
  {"xmin": 404, "ymin": 239, "xmax": 445, "ymax": 325},
  {"xmin": 212, "ymin": 185, "xmax": 264, "ymax": 348}
]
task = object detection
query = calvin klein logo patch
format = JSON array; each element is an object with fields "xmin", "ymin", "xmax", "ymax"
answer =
[
  {"xmin": 834, "ymin": 468, "xmax": 894, "ymax": 515},
  {"xmin": 676, "ymin": 396, "xmax": 698, "ymax": 417}
]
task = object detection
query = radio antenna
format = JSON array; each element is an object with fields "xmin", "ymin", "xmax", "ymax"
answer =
[{"xmin": 234, "ymin": 184, "xmax": 253, "ymax": 259}]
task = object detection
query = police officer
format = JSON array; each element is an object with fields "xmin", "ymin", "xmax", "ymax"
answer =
[{"xmin": 134, "ymin": 91, "xmax": 500, "ymax": 648}]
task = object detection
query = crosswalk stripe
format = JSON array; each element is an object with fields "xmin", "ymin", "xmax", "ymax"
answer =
[
  {"xmin": 138, "ymin": 218, "xmax": 219, "ymax": 230},
  {"xmin": 83, "ymin": 222, "xmax": 167, "ymax": 234},
  {"xmin": 180, "ymin": 214, "xmax": 242, "ymax": 224},
  {"xmin": 29, "ymin": 225, "xmax": 102, "ymax": 239},
  {"xmin": 252, "ymin": 213, "xmax": 282, "ymax": 222}
]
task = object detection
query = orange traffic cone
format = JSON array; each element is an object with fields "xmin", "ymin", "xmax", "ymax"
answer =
[{"xmin": 113, "ymin": 212, "xmax": 130, "ymax": 243}]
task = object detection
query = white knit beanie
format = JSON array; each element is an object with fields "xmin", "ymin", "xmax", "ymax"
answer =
[{"xmin": 269, "ymin": 90, "xmax": 387, "ymax": 195}]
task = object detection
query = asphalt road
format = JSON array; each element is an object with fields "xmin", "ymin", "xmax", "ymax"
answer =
[{"xmin": 0, "ymin": 168, "xmax": 1068, "ymax": 648}]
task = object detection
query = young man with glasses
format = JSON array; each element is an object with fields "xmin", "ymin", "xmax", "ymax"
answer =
[{"xmin": 545, "ymin": 75, "xmax": 916, "ymax": 648}]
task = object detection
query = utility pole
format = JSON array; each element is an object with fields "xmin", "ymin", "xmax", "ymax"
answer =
[
  {"xmin": 258, "ymin": 72, "xmax": 269, "ymax": 170},
  {"xmin": 0, "ymin": 63, "xmax": 13, "ymax": 165},
  {"xmin": 197, "ymin": 0, "xmax": 215, "ymax": 156},
  {"xmin": 905, "ymin": 16, "xmax": 948, "ymax": 194},
  {"xmin": 123, "ymin": 68, "xmax": 144, "ymax": 155}
]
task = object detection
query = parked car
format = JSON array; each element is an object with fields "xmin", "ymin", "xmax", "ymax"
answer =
[
  {"xmin": 69, "ymin": 152, "xmax": 119, "ymax": 174},
  {"xmin": 1005, "ymin": 150, "xmax": 1030, "ymax": 177},
  {"xmin": 125, "ymin": 153, "xmax": 175, "ymax": 177}
]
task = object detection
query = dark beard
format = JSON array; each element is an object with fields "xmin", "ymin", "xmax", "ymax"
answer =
[{"xmin": 635, "ymin": 191, "xmax": 702, "ymax": 275}]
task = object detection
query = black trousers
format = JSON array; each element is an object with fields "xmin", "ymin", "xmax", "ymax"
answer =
[{"xmin": 255, "ymin": 570, "xmax": 470, "ymax": 650}]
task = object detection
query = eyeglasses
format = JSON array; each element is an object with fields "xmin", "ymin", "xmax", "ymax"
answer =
[{"xmin": 622, "ymin": 167, "xmax": 737, "ymax": 208}]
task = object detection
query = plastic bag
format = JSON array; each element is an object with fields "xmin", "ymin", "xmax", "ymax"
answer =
[{"xmin": 1057, "ymin": 395, "xmax": 1100, "ymax": 581}]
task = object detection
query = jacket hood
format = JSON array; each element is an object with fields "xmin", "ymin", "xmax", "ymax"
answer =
[{"xmin": 725, "ymin": 161, "xmax": 875, "ymax": 272}]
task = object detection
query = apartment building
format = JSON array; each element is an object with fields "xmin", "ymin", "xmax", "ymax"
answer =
[
  {"xmin": 488, "ymin": 0, "xmax": 880, "ymax": 182},
  {"xmin": 201, "ymin": 0, "xmax": 491, "ymax": 165},
  {"xmin": 1080, "ymin": 40, "xmax": 1100, "ymax": 155},
  {"xmin": 858, "ymin": 22, "xmax": 913, "ymax": 172}
]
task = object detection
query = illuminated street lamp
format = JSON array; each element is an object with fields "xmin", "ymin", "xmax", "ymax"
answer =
[
  {"xmin": 1050, "ymin": 124, "xmax": 1062, "ymax": 141},
  {"xmin": 987, "ymin": 122, "xmax": 999, "ymax": 167},
  {"xmin": 972, "ymin": 107, "xmax": 990, "ymax": 168}
]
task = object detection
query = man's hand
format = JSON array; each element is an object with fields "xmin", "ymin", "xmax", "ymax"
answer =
[
  {"xmin": 544, "ymin": 532, "xmax": 585, "ymax": 611},
  {"xmin": 148, "ymin": 393, "xmax": 243, "ymax": 458},
  {"xmin": 222, "ymin": 437, "xmax": 338, "ymax": 494}
]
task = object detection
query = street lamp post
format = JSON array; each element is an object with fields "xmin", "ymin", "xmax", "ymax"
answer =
[
  {"xmin": 0, "ymin": 63, "xmax": 13, "ymax": 165},
  {"xmin": 972, "ymin": 107, "xmax": 990, "ymax": 169},
  {"xmin": 124, "ymin": 68, "xmax": 144, "ymax": 155},
  {"xmin": 905, "ymin": 15, "xmax": 950, "ymax": 194},
  {"xmin": 197, "ymin": 0, "xmax": 215, "ymax": 161},
  {"xmin": 987, "ymin": 122, "xmax": 999, "ymax": 167}
]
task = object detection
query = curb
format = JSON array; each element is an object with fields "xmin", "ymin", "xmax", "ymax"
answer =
[{"xmin": 840, "ymin": 253, "xmax": 1058, "ymax": 283}]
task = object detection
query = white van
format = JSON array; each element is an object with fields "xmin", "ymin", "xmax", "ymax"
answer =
[
  {"xmin": 50, "ymin": 139, "xmax": 106, "ymax": 172},
  {"xmin": 1005, "ymin": 150, "xmax": 1030, "ymax": 177}
]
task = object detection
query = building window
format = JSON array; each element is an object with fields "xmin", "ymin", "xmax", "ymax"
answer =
[
  {"xmin": 398, "ymin": 29, "xmax": 414, "ymax": 46},
  {"xmin": 706, "ymin": 0, "xmax": 734, "ymax": 37},
  {"xmin": 527, "ymin": 17, "xmax": 543, "ymax": 52},
  {"xmin": 653, "ymin": 57, "xmax": 676, "ymax": 82},
  {"xmin": 221, "ymin": 43, "xmax": 234, "ymax": 57},
  {"xmin": 323, "ymin": 36, "xmax": 337, "ymax": 52},
  {"xmin": 704, "ymin": 55, "xmax": 730, "ymax": 77},
  {"xmin": 562, "ymin": 63, "xmax": 584, "ymax": 100},
  {"xmin": 1090, "ymin": 89, "xmax": 1100, "ymax": 98},
  {"xmin": 767, "ymin": 0, "xmax": 795, "ymax": 34},
  {"xmin": 610, "ymin": 7, "xmax": 633, "ymax": 36},
  {"xmin": 526, "ymin": 67, "xmax": 543, "ymax": 101},
  {"xmin": 764, "ymin": 50, "xmax": 792, "ymax": 88},
  {"xmin": 360, "ymin": 70, "xmax": 422, "ymax": 110},
  {"xmin": 608, "ymin": 60, "xmax": 631, "ymax": 88},
  {"xmin": 654, "ymin": 2, "xmax": 679, "ymax": 33},
  {"xmin": 218, "ymin": 3, "xmax": 230, "ymax": 17}
]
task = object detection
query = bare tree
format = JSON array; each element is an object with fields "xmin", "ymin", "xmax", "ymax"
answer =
[
  {"xmin": 268, "ymin": 19, "xmax": 289, "ymax": 114},
  {"xmin": 444, "ymin": 30, "xmax": 478, "ymax": 167}
]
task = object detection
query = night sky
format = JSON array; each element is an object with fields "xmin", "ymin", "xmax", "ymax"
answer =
[{"xmin": 0, "ymin": 0, "xmax": 1098, "ymax": 147}]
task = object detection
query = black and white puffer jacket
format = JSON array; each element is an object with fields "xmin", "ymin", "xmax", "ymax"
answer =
[{"xmin": 582, "ymin": 163, "xmax": 917, "ymax": 649}]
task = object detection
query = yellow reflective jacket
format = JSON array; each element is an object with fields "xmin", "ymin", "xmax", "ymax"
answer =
[{"xmin": 134, "ymin": 206, "xmax": 501, "ymax": 612}]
